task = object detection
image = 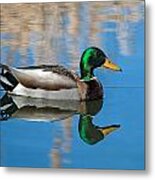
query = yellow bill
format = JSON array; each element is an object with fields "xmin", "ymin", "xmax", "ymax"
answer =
[
  {"xmin": 102, "ymin": 58, "xmax": 122, "ymax": 71},
  {"xmin": 99, "ymin": 125, "xmax": 120, "ymax": 137}
]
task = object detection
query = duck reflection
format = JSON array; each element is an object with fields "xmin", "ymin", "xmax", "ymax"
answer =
[
  {"xmin": 78, "ymin": 100, "xmax": 120, "ymax": 145},
  {"xmin": 0, "ymin": 93, "xmax": 120, "ymax": 145},
  {"xmin": 0, "ymin": 93, "xmax": 80, "ymax": 121}
]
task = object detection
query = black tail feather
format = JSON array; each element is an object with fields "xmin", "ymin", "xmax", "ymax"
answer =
[{"xmin": 0, "ymin": 64, "xmax": 18, "ymax": 91}]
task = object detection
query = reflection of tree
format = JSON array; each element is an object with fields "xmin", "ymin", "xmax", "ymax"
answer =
[
  {"xmin": 50, "ymin": 117, "xmax": 72, "ymax": 168},
  {"xmin": 1, "ymin": 4, "xmax": 44, "ymax": 65},
  {"xmin": 50, "ymin": 132, "xmax": 62, "ymax": 168},
  {"xmin": 89, "ymin": 1, "xmax": 144, "ymax": 56},
  {"xmin": 1, "ymin": 1, "xmax": 144, "ymax": 66},
  {"xmin": 65, "ymin": 2, "xmax": 81, "ymax": 71},
  {"xmin": 114, "ymin": 1, "xmax": 144, "ymax": 56}
]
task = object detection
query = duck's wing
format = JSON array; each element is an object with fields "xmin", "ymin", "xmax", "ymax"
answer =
[{"xmin": 9, "ymin": 65, "xmax": 78, "ymax": 90}]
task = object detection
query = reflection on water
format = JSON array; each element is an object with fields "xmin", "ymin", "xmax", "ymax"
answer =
[
  {"xmin": 0, "ymin": 92, "xmax": 120, "ymax": 167},
  {"xmin": 1, "ymin": 1, "xmax": 144, "ymax": 68},
  {"xmin": 0, "ymin": 93, "xmax": 120, "ymax": 144},
  {"xmin": 0, "ymin": 1, "xmax": 144, "ymax": 169}
]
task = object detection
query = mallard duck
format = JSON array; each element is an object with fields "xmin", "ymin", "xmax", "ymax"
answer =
[{"xmin": 0, "ymin": 47, "xmax": 122, "ymax": 101}]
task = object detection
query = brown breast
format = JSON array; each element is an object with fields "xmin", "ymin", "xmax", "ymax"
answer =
[{"xmin": 76, "ymin": 78, "xmax": 103, "ymax": 101}]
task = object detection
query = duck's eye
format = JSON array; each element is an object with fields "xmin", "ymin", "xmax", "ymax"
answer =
[{"xmin": 97, "ymin": 51, "xmax": 101, "ymax": 57}]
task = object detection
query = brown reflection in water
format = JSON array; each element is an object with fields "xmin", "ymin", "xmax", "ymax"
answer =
[
  {"xmin": 1, "ymin": 1, "xmax": 144, "ymax": 67},
  {"xmin": 50, "ymin": 135, "xmax": 62, "ymax": 168},
  {"xmin": 50, "ymin": 117, "xmax": 72, "ymax": 168},
  {"xmin": 1, "ymin": 1, "xmax": 144, "ymax": 66}
]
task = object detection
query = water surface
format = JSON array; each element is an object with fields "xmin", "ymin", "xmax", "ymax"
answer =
[{"xmin": 0, "ymin": 1, "xmax": 144, "ymax": 169}]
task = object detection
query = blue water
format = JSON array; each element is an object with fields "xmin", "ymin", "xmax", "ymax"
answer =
[{"xmin": 0, "ymin": 1, "xmax": 144, "ymax": 169}]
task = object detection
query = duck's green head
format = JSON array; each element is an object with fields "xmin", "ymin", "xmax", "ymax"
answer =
[{"xmin": 80, "ymin": 47, "xmax": 122, "ymax": 81}]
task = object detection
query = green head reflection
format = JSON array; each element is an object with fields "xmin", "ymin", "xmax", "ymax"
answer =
[
  {"xmin": 78, "ymin": 100, "xmax": 120, "ymax": 145},
  {"xmin": 79, "ymin": 114, "xmax": 120, "ymax": 145}
]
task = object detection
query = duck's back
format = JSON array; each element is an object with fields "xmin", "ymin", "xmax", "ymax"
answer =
[
  {"xmin": 1, "ymin": 64, "xmax": 81, "ymax": 100},
  {"xmin": 13, "ymin": 65, "xmax": 78, "ymax": 90}
]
